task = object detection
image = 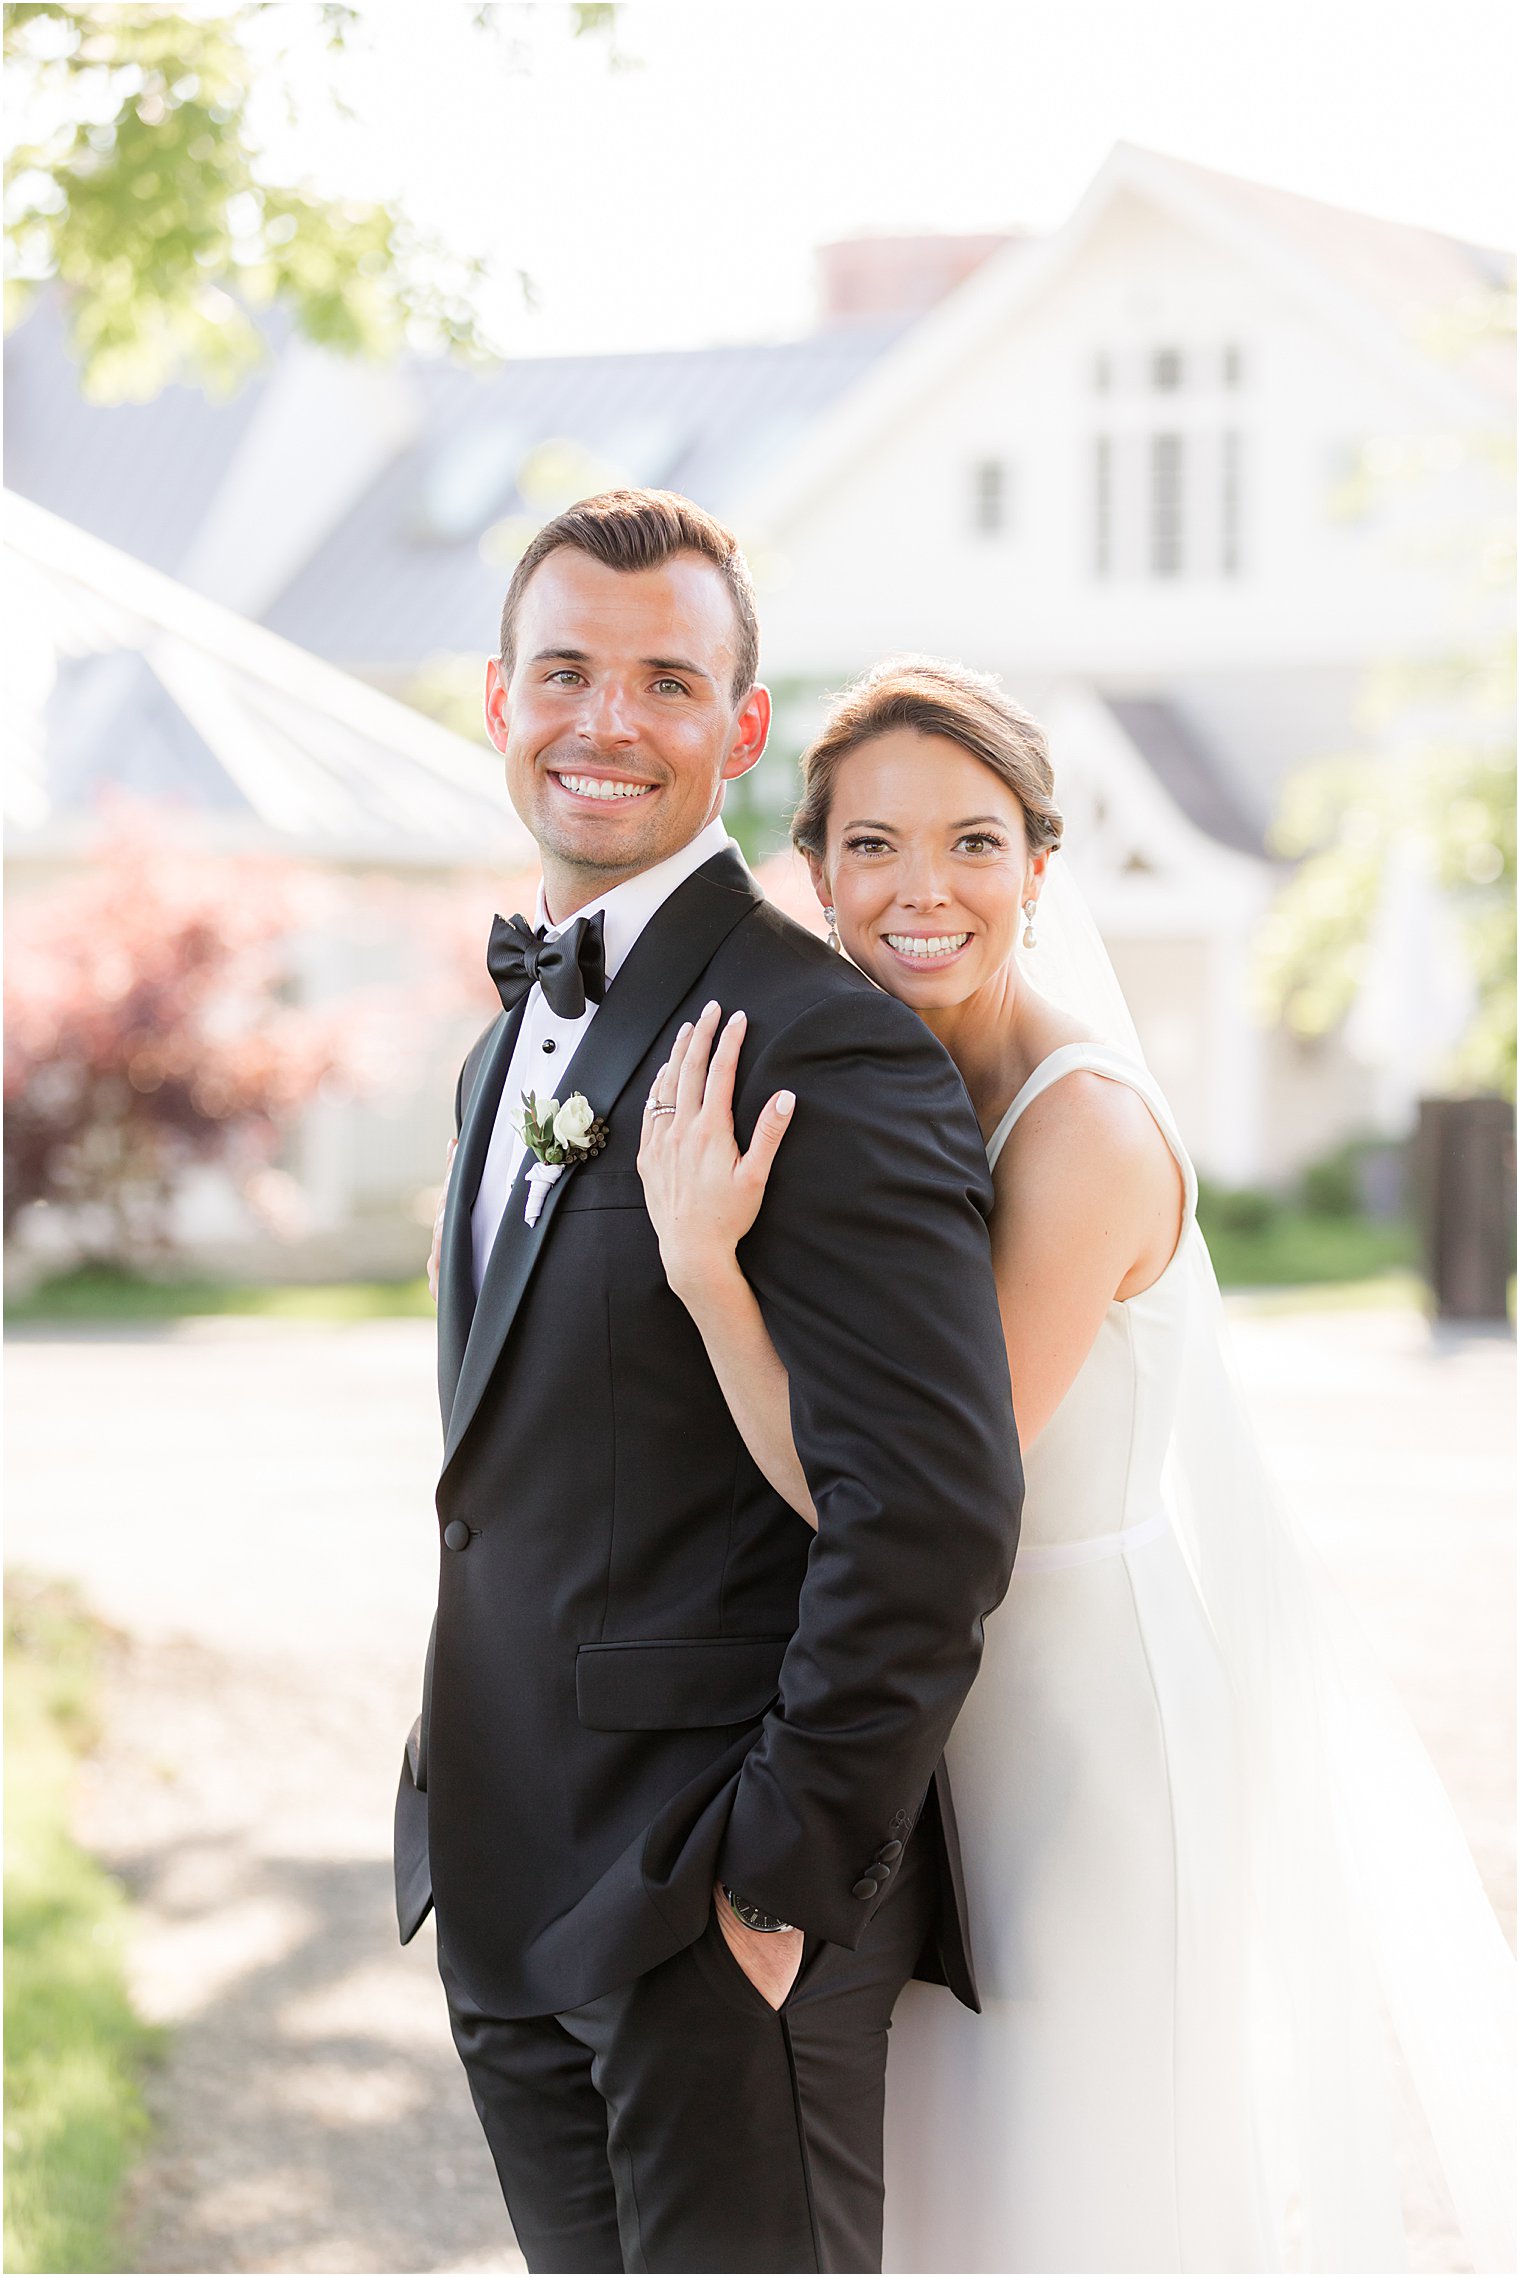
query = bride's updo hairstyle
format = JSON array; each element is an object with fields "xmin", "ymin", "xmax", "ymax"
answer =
[{"xmin": 791, "ymin": 655, "xmax": 1064, "ymax": 861}]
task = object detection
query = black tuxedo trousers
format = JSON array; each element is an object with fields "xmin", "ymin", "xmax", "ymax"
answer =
[
  {"xmin": 395, "ymin": 852, "xmax": 1022, "ymax": 2270},
  {"xmin": 441, "ymin": 1816, "xmax": 938, "ymax": 2272}
]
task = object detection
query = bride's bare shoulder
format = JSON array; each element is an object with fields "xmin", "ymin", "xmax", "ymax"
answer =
[{"xmin": 993, "ymin": 1053, "xmax": 1178, "ymax": 1218}]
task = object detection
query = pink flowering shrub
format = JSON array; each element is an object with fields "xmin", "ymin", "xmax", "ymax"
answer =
[{"xmin": 4, "ymin": 804, "xmax": 352, "ymax": 1258}]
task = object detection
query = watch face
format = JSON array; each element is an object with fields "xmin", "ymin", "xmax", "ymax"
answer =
[{"xmin": 724, "ymin": 1889, "xmax": 795, "ymax": 1934}]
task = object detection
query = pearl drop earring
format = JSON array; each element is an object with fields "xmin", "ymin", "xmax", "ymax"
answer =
[
  {"xmin": 1022, "ymin": 899, "xmax": 1038, "ymax": 949},
  {"xmin": 824, "ymin": 905, "xmax": 840, "ymax": 954}
]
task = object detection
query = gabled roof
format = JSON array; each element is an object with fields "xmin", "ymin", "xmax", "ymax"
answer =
[
  {"xmin": 1150, "ymin": 145, "xmax": 1513, "ymax": 363},
  {"xmin": 2, "ymin": 297, "xmax": 279, "ymax": 580},
  {"xmin": 735, "ymin": 140, "xmax": 1513, "ymax": 536},
  {"xmin": 1099, "ymin": 695, "xmax": 1264, "ymax": 857},
  {"xmin": 3, "ymin": 297, "xmax": 904, "ymax": 666},
  {"xmin": 261, "ymin": 324, "xmax": 905, "ymax": 665},
  {"xmin": 3, "ymin": 492, "xmax": 533, "ymax": 867}
]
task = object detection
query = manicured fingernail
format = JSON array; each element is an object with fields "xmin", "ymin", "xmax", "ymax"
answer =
[
  {"xmin": 704, "ymin": 1000, "xmax": 721, "ymax": 1018},
  {"xmin": 728, "ymin": 1009, "xmax": 746, "ymax": 1026},
  {"xmin": 776, "ymin": 1091, "xmax": 795, "ymax": 1115},
  {"xmin": 676, "ymin": 1022, "xmax": 693, "ymax": 1039}
]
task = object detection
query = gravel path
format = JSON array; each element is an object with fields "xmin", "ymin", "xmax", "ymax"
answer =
[{"xmin": 4, "ymin": 1305, "xmax": 1512, "ymax": 2274}]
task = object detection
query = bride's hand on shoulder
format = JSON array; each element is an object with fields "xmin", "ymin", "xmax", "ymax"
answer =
[{"xmin": 637, "ymin": 1000, "xmax": 795, "ymax": 1303}]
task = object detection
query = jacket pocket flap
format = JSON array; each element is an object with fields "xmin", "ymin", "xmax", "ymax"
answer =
[
  {"xmin": 558, "ymin": 1174, "xmax": 649, "ymax": 1214},
  {"xmin": 576, "ymin": 1636, "xmax": 788, "ymax": 1731}
]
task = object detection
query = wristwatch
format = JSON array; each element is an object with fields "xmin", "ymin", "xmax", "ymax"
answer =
[{"xmin": 722, "ymin": 1885, "xmax": 796, "ymax": 1934}]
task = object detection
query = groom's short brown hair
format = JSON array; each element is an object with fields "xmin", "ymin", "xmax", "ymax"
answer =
[{"xmin": 498, "ymin": 488, "xmax": 760, "ymax": 702}]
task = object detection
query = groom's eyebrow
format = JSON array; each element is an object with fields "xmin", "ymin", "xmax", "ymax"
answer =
[{"xmin": 527, "ymin": 645, "xmax": 715, "ymax": 684}]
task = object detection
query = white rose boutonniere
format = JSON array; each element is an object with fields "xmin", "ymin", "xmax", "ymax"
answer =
[
  {"xmin": 552, "ymin": 1094, "xmax": 596, "ymax": 1150},
  {"xmin": 514, "ymin": 1090, "xmax": 610, "ymax": 1226}
]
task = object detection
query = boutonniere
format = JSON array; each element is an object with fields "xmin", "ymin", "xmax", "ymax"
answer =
[{"xmin": 515, "ymin": 1090, "xmax": 610, "ymax": 1226}]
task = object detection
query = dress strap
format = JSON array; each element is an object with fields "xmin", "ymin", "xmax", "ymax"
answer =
[{"xmin": 985, "ymin": 1043, "xmax": 1198, "ymax": 1219}]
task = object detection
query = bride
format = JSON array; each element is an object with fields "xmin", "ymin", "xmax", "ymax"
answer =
[{"xmin": 633, "ymin": 656, "xmax": 1514, "ymax": 2274}]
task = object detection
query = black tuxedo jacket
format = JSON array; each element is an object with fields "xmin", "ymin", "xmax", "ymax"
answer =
[{"xmin": 394, "ymin": 849, "xmax": 1022, "ymax": 2020}]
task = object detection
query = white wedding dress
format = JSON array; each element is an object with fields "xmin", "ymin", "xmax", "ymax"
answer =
[{"xmin": 882, "ymin": 1041, "xmax": 1277, "ymax": 2273}]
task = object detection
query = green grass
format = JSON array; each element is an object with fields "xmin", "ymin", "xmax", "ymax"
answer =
[
  {"xmin": 5, "ymin": 1217, "xmax": 1424, "ymax": 1328},
  {"xmin": 1199, "ymin": 1209, "xmax": 1419, "ymax": 1291},
  {"xmin": 6, "ymin": 1265, "xmax": 434, "ymax": 1326},
  {"xmin": 4, "ymin": 1576, "xmax": 161, "ymax": 2275}
]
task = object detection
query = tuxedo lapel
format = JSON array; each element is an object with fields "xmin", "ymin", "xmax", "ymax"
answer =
[
  {"xmin": 440, "ymin": 849, "xmax": 761, "ymax": 1477},
  {"xmin": 436, "ymin": 1002, "xmax": 525, "ymax": 1427}
]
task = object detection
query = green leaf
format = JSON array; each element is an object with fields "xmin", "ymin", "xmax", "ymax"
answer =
[{"xmin": 3, "ymin": 2, "xmax": 624, "ymax": 398}]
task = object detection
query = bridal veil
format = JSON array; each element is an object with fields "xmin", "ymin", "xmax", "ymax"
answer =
[{"xmin": 1022, "ymin": 857, "xmax": 1516, "ymax": 2274}]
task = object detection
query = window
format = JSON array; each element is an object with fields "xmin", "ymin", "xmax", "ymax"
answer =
[
  {"xmin": 417, "ymin": 425, "xmax": 528, "ymax": 541},
  {"xmin": 1093, "ymin": 436, "xmax": 1113, "ymax": 577},
  {"xmin": 1086, "ymin": 342, "xmax": 1248, "ymax": 581},
  {"xmin": 1150, "ymin": 434, "xmax": 1183, "ymax": 576},
  {"xmin": 971, "ymin": 458, "xmax": 1009, "ymax": 535},
  {"xmin": 1221, "ymin": 431, "xmax": 1242, "ymax": 574}
]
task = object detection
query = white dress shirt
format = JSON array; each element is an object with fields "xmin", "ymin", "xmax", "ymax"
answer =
[{"xmin": 471, "ymin": 815, "xmax": 737, "ymax": 1293}]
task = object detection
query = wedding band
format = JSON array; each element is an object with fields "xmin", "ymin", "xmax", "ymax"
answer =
[{"xmin": 648, "ymin": 1103, "xmax": 677, "ymax": 1117}]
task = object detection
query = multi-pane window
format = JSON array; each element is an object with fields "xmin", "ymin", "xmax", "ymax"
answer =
[
  {"xmin": 1088, "ymin": 340, "xmax": 1246, "ymax": 580},
  {"xmin": 971, "ymin": 458, "xmax": 1009, "ymax": 535}
]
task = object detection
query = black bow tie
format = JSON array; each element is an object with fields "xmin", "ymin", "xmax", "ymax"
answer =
[{"xmin": 487, "ymin": 909, "xmax": 607, "ymax": 1020}]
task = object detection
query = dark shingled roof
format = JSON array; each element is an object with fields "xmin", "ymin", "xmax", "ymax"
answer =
[
  {"xmin": 262, "ymin": 326, "xmax": 907, "ymax": 666},
  {"xmin": 4, "ymin": 300, "xmax": 905, "ymax": 668},
  {"xmin": 3, "ymin": 297, "xmax": 277, "ymax": 578}
]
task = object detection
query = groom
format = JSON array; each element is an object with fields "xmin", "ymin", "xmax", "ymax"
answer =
[{"xmin": 395, "ymin": 488, "xmax": 1021, "ymax": 2273}]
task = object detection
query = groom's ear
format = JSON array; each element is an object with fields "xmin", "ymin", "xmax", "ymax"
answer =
[
  {"xmin": 484, "ymin": 657, "xmax": 510, "ymax": 755},
  {"xmin": 719, "ymin": 683, "xmax": 772, "ymax": 783}
]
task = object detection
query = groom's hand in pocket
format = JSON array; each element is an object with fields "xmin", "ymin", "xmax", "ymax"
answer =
[{"xmin": 712, "ymin": 1882, "xmax": 805, "ymax": 2010}]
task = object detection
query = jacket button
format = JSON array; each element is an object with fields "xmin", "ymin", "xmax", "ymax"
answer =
[
  {"xmin": 443, "ymin": 1520, "xmax": 471, "ymax": 1550},
  {"xmin": 877, "ymin": 1839, "xmax": 904, "ymax": 1862},
  {"xmin": 852, "ymin": 1877, "xmax": 878, "ymax": 1901},
  {"xmin": 867, "ymin": 1861, "xmax": 891, "ymax": 1883}
]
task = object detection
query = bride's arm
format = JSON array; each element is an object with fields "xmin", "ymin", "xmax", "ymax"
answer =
[
  {"xmin": 637, "ymin": 1003, "xmax": 816, "ymax": 1526},
  {"xmin": 987, "ymin": 1071, "xmax": 1185, "ymax": 1445}
]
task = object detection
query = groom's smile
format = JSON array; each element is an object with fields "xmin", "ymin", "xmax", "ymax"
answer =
[
  {"xmin": 484, "ymin": 546, "xmax": 771, "ymax": 916},
  {"xmin": 550, "ymin": 769, "xmax": 658, "ymax": 804}
]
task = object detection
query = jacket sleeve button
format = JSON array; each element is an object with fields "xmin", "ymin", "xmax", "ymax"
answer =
[
  {"xmin": 443, "ymin": 1520, "xmax": 472, "ymax": 1550},
  {"xmin": 851, "ymin": 1878, "xmax": 878, "ymax": 1901},
  {"xmin": 867, "ymin": 1861, "xmax": 891, "ymax": 1883},
  {"xmin": 876, "ymin": 1839, "xmax": 904, "ymax": 1862}
]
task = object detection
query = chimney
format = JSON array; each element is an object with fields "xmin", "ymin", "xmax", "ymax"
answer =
[{"xmin": 815, "ymin": 233, "xmax": 1020, "ymax": 326}]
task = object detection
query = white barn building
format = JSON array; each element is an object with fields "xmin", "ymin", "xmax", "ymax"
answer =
[
  {"xmin": 6, "ymin": 142, "xmax": 1509, "ymax": 1196},
  {"xmin": 735, "ymin": 146, "xmax": 1511, "ymax": 1180}
]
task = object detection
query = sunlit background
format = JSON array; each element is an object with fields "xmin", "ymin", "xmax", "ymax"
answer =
[{"xmin": 2, "ymin": 6, "xmax": 1514, "ymax": 2273}]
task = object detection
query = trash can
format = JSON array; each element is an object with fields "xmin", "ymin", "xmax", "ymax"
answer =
[{"xmin": 1413, "ymin": 1095, "xmax": 1516, "ymax": 1321}]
